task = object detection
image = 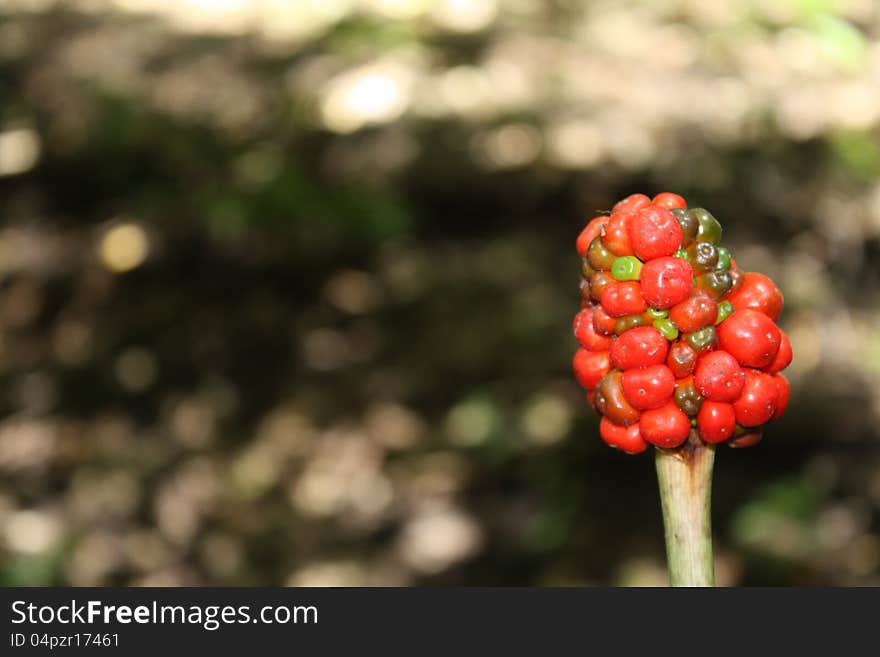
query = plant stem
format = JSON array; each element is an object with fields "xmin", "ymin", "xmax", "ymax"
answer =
[{"xmin": 654, "ymin": 430, "xmax": 715, "ymax": 587}]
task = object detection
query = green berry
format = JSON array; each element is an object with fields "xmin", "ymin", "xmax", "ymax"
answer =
[
  {"xmin": 653, "ymin": 318, "xmax": 679, "ymax": 341},
  {"xmin": 611, "ymin": 256, "xmax": 643, "ymax": 281},
  {"xmin": 715, "ymin": 300, "xmax": 733, "ymax": 325},
  {"xmin": 689, "ymin": 208, "xmax": 722, "ymax": 244},
  {"xmin": 716, "ymin": 246, "xmax": 731, "ymax": 270},
  {"xmin": 683, "ymin": 326, "xmax": 717, "ymax": 352},
  {"xmin": 647, "ymin": 307, "xmax": 668, "ymax": 319},
  {"xmin": 671, "ymin": 208, "xmax": 699, "ymax": 246}
]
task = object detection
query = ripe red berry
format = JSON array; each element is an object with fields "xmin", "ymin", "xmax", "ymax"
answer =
[
  {"xmin": 576, "ymin": 216, "xmax": 607, "ymax": 257},
  {"xmin": 639, "ymin": 401, "xmax": 691, "ymax": 448},
  {"xmin": 726, "ymin": 272, "xmax": 784, "ymax": 321},
  {"xmin": 600, "ymin": 281, "xmax": 647, "ymax": 317},
  {"xmin": 765, "ymin": 329, "xmax": 792, "ymax": 375},
  {"xmin": 772, "ymin": 374, "xmax": 790, "ymax": 420},
  {"xmin": 697, "ymin": 401, "xmax": 736, "ymax": 443},
  {"xmin": 602, "ymin": 212, "xmax": 634, "ymax": 256},
  {"xmin": 630, "ymin": 205, "xmax": 684, "ymax": 261},
  {"xmin": 594, "ymin": 370, "xmax": 641, "ymax": 426},
  {"xmin": 733, "ymin": 369, "xmax": 779, "ymax": 427},
  {"xmin": 669, "ymin": 293, "xmax": 718, "ymax": 334},
  {"xmin": 613, "ymin": 193, "xmax": 652, "ymax": 215},
  {"xmin": 666, "ymin": 341, "xmax": 697, "ymax": 379},
  {"xmin": 652, "ymin": 192, "xmax": 687, "ymax": 209},
  {"xmin": 600, "ymin": 416, "xmax": 649, "ymax": 454},
  {"xmin": 622, "ymin": 364, "xmax": 676, "ymax": 410},
  {"xmin": 592, "ymin": 305, "xmax": 617, "ymax": 336},
  {"xmin": 717, "ymin": 309, "xmax": 781, "ymax": 369},
  {"xmin": 573, "ymin": 308, "xmax": 614, "ymax": 351},
  {"xmin": 693, "ymin": 351, "xmax": 745, "ymax": 402},
  {"xmin": 640, "ymin": 257, "xmax": 694, "ymax": 309},
  {"xmin": 573, "ymin": 348, "xmax": 611, "ymax": 390},
  {"xmin": 610, "ymin": 326, "xmax": 669, "ymax": 371}
]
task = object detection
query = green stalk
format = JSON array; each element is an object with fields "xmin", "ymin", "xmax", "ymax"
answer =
[{"xmin": 654, "ymin": 430, "xmax": 715, "ymax": 587}]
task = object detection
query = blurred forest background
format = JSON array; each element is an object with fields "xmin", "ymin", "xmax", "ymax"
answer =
[{"xmin": 1, "ymin": 0, "xmax": 880, "ymax": 587}]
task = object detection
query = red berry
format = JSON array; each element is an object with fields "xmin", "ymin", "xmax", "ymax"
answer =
[
  {"xmin": 600, "ymin": 417, "xmax": 649, "ymax": 454},
  {"xmin": 639, "ymin": 401, "xmax": 691, "ymax": 448},
  {"xmin": 622, "ymin": 364, "xmax": 675, "ymax": 410},
  {"xmin": 726, "ymin": 272, "xmax": 784, "ymax": 321},
  {"xmin": 733, "ymin": 369, "xmax": 779, "ymax": 426},
  {"xmin": 669, "ymin": 293, "xmax": 718, "ymax": 334},
  {"xmin": 772, "ymin": 374, "xmax": 790, "ymax": 420},
  {"xmin": 613, "ymin": 193, "xmax": 652, "ymax": 215},
  {"xmin": 576, "ymin": 216, "xmax": 607, "ymax": 257},
  {"xmin": 592, "ymin": 305, "xmax": 617, "ymax": 336},
  {"xmin": 697, "ymin": 401, "xmax": 736, "ymax": 443},
  {"xmin": 717, "ymin": 309, "xmax": 781, "ymax": 369},
  {"xmin": 573, "ymin": 348, "xmax": 611, "ymax": 390},
  {"xmin": 600, "ymin": 281, "xmax": 647, "ymax": 317},
  {"xmin": 640, "ymin": 257, "xmax": 694, "ymax": 309},
  {"xmin": 667, "ymin": 341, "xmax": 697, "ymax": 379},
  {"xmin": 652, "ymin": 192, "xmax": 687, "ymax": 209},
  {"xmin": 573, "ymin": 308, "xmax": 614, "ymax": 351},
  {"xmin": 693, "ymin": 351, "xmax": 745, "ymax": 403},
  {"xmin": 602, "ymin": 211, "xmax": 634, "ymax": 256},
  {"xmin": 765, "ymin": 329, "xmax": 792, "ymax": 374},
  {"xmin": 610, "ymin": 326, "xmax": 669, "ymax": 370},
  {"xmin": 630, "ymin": 205, "xmax": 684, "ymax": 261}
]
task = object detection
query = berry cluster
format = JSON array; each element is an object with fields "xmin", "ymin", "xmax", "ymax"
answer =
[{"xmin": 573, "ymin": 193, "xmax": 791, "ymax": 454}]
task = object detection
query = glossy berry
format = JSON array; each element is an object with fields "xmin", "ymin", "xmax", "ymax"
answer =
[
  {"xmin": 601, "ymin": 281, "xmax": 647, "ymax": 317},
  {"xmin": 600, "ymin": 417, "xmax": 649, "ymax": 454},
  {"xmin": 592, "ymin": 305, "xmax": 617, "ymax": 336},
  {"xmin": 590, "ymin": 271, "xmax": 614, "ymax": 301},
  {"xmin": 594, "ymin": 370, "xmax": 641, "ymax": 426},
  {"xmin": 622, "ymin": 364, "xmax": 676, "ymax": 410},
  {"xmin": 773, "ymin": 374, "xmax": 790, "ymax": 420},
  {"xmin": 602, "ymin": 212, "xmax": 634, "ymax": 256},
  {"xmin": 614, "ymin": 313, "xmax": 652, "ymax": 335},
  {"xmin": 573, "ymin": 348, "xmax": 611, "ymax": 390},
  {"xmin": 683, "ymin": 325, "xmax": 717, "ymax": 352},
  {"xmin": 717, "ymin": 309, "xmax": 781, "ymax": 369},
  {"xmin": 588, "ymin": 237, "xmax": 616, "ymax": 271},
  {"xmin": 733, "ymin": 369, "xmax": 779, "ymax": 427},
  {"xmin": 667, "ymin": 341, "xmax": 697, "ymax": 379},
  {"xmin": 576, "ymin": 216, "xmax": 607, "ymax": 257},
  {"xmin": 669, "ymin": 294, "xmax": 718, "ymax": 334},
  {"xmin": 573, "ymin": 308, "xmax": 614, "ymax": 351},
  {"xmin": 689, "ymin": 208, "xmax": 722, "ymax": 244},
  {"xmin": 673, "ymin": 375, "xmax": 703, "ymax": 417},
  {"xmin": 610, "ymin": 326, "xmax": 669, "ymax": 371},
  {"xmin": 611, "ymin": 256, "xmax": 643, "ymax": 281},
  {"xmin": 726, "ymin": 272, "xmax": 784, "ymax": 321},
  {"xmin": 640, "ymin": 257, "xmax": 694, "ymax": 309},
  {"xmin": 671, "ymin": 208, "xmax": 698, "ymax": 246},
  {"xmin": 652, "ymin": 317, "xmax": 679, "ymax": 340},
  {"xmin": 639, "ymin": 401, "xmax": 691, "ymax": 448},
  {"xmin": 765, "ymin": 329, "xmax": 792, "ymax": 375},
  {"xmin": 652, "ymin": 192, "xmax": 687, "ymax": 209},
  {"xmin": 694, "ymin": 351, "xmax": 745, "ymax": 403},
  {"xmin": 613, "ymin": 193, "xmax": 652, "ymax": 215},
  {"xmin": 697, "ymin": 401, "xmax": 736, "ymax": 444},
  {"xmin": 630, "ymin": 205, "xmax": 683, "ymax": 261}
]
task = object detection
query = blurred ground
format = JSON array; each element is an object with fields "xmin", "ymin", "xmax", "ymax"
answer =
[{"xmin": 1, "ymin": 0, "xmax": 880, "ymax": 586}]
